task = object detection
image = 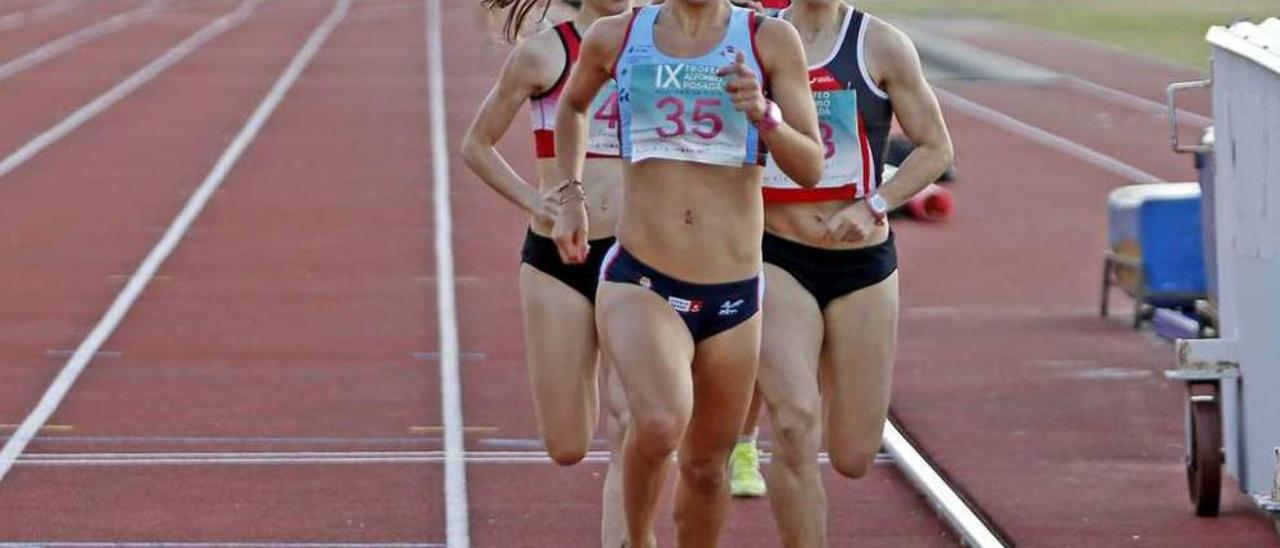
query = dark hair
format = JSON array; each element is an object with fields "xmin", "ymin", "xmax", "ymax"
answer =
[{"xmin": 484, "ymin": 0, "xmax": 552, "ymax": 43}]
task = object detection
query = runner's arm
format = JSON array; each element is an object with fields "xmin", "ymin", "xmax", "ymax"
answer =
[
  {"xmin": 870, "ymin": 20, "xmax": 953, "ymax": 208},
  {"xmin": 461, "ymin": 42, "xmax": 555, "ymax": 223},
  {"xmin": 554, "ymin": 16, "xmax": 626, "ymax": 183},
  {"xmin": 550, "ymin": 15, "xmax": 629, "ymax": 263},
  {"xmin": 751, "ymin": 18, "xmax": 823, "ymax": 187}
]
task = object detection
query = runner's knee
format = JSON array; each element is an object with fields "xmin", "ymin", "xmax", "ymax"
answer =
[
  {"xmin": 630, "ymin": 414, "xmax": 684, "ymax": 460},
  {"xmin": 829, "ymin": 444, "xmax": 876, "ymax": 479},
  {"xmin": 543, "ymin": 432, "xmax": 590, "ymax": 466},
  {"xmin": 771, "ymin": 404, "xmax": 822, "ymax": 468},
  {"xmin": 679, "ymin": 456, "xmax": 728, "ymax": 494}
]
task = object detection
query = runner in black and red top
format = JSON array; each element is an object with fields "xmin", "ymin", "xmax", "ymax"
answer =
[
  {"xmin": 727, "ymin": 1, "xmax": 955, "ymax": 545},
  {"xmin": 461, "ymin": 0, "xmax": 630, "ymax": 545}
]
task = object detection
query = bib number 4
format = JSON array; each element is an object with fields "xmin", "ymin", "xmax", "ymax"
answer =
[
  {"xmin": 655, "ymin": 96, "xmax": 724, "ymax": 139},
  {"xmin": 592, "ymin": 91, "xmax": 620, "ymax": 129}
]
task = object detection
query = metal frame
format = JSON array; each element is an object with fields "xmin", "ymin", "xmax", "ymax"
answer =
[{"xmin": 1166, "ymin": 18, "xmax": 1280, "ymax": 521}]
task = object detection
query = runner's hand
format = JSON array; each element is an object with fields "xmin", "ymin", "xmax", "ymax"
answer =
[
  {"xmin": 530, "ymin": 188, "xmax": 561, "ymax": 227},
  {"xmin": 823, "ymin": 201, "xmax": 877, "ymax": 243},
  {"xmin": 552, "ymin": 199, "xmax": 590, "ymax": 264},
  {"xmin": 718, "ymin": 51, "xmax": 767, "ymax": 123}
]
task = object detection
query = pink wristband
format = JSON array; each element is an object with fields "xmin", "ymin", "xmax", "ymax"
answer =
[{"xmin": 757, "ymin": 100, "xmax": 781, "ymax": 132}]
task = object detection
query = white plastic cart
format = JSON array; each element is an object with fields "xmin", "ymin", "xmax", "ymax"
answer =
[{"xmin": 1166, "ymin": 18, "xmax": 1280, "ymax": 518}]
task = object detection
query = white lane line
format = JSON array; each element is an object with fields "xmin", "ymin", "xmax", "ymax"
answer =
[
  {"xmin": 32, "ymin": 0, "xmax": 82, "ymax": 19},
  {"xmin": 0, "ymin": 0, "xmax": 163, "ymax": 83},
  {"xmin": 15, "ymin": 450, "xmax": 895, "ymax": 466},
  {"xmin": 0, "ymin": 0, "xmax": 351, "ymax": 484},
  {"xmin": 0, "ymin": 0, "xmax": 260, "ymax": 180},
  {"xmin": 1063, "ymin": 76, "xmax": 1212, "ymax": 128},
  {"xmin": 0, "ymin": 0, "xmax": 81, "ymax": 33},
  {"xmin": 425, "ymin": 0, "xmax": 470, "ymax": 546},
  {"xmin": 883, "ymin": 422, "xmax": 1007, "ymax": 548},
  {"xmin": 0, "ymin": 543, "xmax": 445, "ymax": 548},
  {"xmin": 934, "ymin": 86, "xmax": 1163, "ymax": 184}
]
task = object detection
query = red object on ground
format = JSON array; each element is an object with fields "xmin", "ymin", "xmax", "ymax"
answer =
[{"xmin": 903, "ymin": 183, "xmax": 954, "ymax": 222}]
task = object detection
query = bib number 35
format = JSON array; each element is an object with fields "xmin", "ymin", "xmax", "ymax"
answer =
[{"xmin": 655, "ymin": 96, "xmax": 724, "ymax": 139}]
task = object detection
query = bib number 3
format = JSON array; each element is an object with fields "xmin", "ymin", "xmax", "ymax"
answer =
[
  {"xmin": 820, "ymin": 122, "xmax": 836, "ymax": 159},
  {"xmin": 655, "ymin": 96, "xmax": 724, "ymax": 139}
]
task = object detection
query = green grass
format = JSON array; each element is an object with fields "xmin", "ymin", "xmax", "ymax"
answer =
[{"xmin": 857, "ymin": 0, "xmax": 1277, "ymax": 68}]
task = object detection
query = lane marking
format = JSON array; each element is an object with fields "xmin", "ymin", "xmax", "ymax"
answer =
[
  {"xmin": 5, "ymin": 435, "xmax": 446, "ymax": 445},
  {"xmin": 902, "ymin": 20, "xmax": 1211, "ymax": 127},
  {"xmin": 425, "ymin": 0, "xmax": 470, "ymax": 546},
  {"xmin": 0, "ymin": 0, "xmax": 163, "ymax": 83},
  {"xmin": 933, "ymin": 87, "xmax": 1163, "ymax": 184},
  {"xmin": 0, "ymin": 424, "xmax": 72, "ymax": 433},
  {"xmin": 407, "ymin": 426, "xmax": 497, "ymax": 434},
  {"xmin": 883, "ymin": 421, "xmax": 1008, "ymax": 547},
  {"xmin": 44, "ymin": 349, "xmax": 122, "ymax": 358},
  {"xmin": 1063, "ymin": 76, "xmax": 1212, "ymax": 127},
  {"xmin": 0, "ymin": 0, "xmax": 350, "ymax": 484},
  {"xmin": 410, "ymin": 351, "xmax": 485, "ymax": 361},
  {"xmin": 0, "ymin": 0, "xmax": 260, "ymax": 180},
  {"xmin": 32, "ymin": 0, "xmax": 83, "ymax": 19},
  {"xmin": 14, "ymin": 450, "xmax": 895, "ymax": 466},
  {"xmin": 0, "ymin": 543, "xmax": 445, "ymax": 548},
  {"xmin": 0, "ymin": 0, "xmax": 81, "ymax": 33}
]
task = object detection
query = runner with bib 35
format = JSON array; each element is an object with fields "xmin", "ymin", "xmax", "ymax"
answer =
[{"xmin": 552, "ymin": 0, "xmax": 824, "ymax": 545}]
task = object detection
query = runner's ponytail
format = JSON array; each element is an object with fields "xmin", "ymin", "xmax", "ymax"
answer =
[{"xmin": 483, "ymin": 0, "xmax": 552, "ymax": 43}]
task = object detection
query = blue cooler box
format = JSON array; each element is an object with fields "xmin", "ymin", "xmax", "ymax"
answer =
[{"xmin": 1107, "ymin": 183, "xmax": 1207, "ymax": 307}]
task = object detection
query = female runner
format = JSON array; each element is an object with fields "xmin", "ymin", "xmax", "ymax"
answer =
[
  {"xmin": 744, "ymin": 1, "xmax": 954, "ymax": 545},
  {"xmin": 553, "ymin": 0, "xmax": 823, "ymax": 545},
  {"xmin": 461, "ymin": 0, "xmax": 632, "ymax": 544}
]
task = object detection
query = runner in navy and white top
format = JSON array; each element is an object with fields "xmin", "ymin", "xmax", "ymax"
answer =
[
  {"xmin": 730, "ymin": 2, "xmax": 955, "ymax": 544},
  {"xmin": 552, "ymin": 0, "xmax": 824, "ymax": 544},
  {"xmin": 460, "ymin": 0, "xmax": 631, "ymax": 545}
]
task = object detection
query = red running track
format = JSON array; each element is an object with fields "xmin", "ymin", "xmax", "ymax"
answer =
[{"xmin": 0, "ymin": 1, "xmax": 1274, "ymax": 546}]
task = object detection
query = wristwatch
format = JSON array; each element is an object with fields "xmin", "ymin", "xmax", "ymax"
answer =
[
  {"xmin": 756, "ymin": 100, "xmax": 781, "ymax": 132},
  {"xmin": 866, "ymin": 193, "xmax": 890, "ymax": 224}
]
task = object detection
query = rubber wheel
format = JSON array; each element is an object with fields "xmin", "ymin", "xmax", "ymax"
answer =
[{"xmin": 1186, "ymin": 382, "xmax": 1223, "ymax": 517}]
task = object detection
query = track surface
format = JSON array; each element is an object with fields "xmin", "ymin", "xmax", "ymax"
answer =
[{"xmin": 0, "ymin": 1, "xmax": 1274, "ymax": 546}]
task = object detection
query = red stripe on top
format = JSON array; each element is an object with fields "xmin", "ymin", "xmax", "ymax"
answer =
[
  {"xmin": 534, "ymin": 130, "xmax": 555, "ymax": 158},
  {"xmin": 558, "ymin": 21, "xmax": 581, "ymax": 64},
  {"xmin": 857, "ymin": 112, "xmax": 872, "ymax": 197},
  {"xmin": 763, "ymin": 185, "xmax": 857, "ymax": 203}
]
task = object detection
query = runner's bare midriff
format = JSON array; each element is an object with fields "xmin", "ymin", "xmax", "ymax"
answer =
[
  {"xmin": 617, "ymin": 159, "xmax": 763, "ymax": 283},
  {"xmin": 534, "ymin": 157, "xmax": 622, "ymax": 240},
  {"xmin": 765, "ymin": 199, "xmax": 890, "ymax": 250}
]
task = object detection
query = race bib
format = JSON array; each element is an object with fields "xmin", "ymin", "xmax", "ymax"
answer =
[
  {"xmin": 763, "ymin": 88, "xmax": 861, "ymax": 188},
  {"xmin": 587, "ymin": 80, "xmax": 621, "ymax": 156},
  {"xmin": 628, "ymin": 62, "xmax": 748, "ymax": 166}
]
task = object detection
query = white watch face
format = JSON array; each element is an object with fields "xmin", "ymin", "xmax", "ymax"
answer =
[{"xmin": 869, "ymin": 194, "xmax": 889, "ymax": 214}]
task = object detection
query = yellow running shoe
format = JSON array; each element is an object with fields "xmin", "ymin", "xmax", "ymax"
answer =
[{"xmin": 729, "ymin": 441, "xmax": 766, "ymax": 497}]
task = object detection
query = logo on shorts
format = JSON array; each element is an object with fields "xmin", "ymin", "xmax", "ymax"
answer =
[
  {"xmin": 638, "ymin": 276, "xmax": 652, "ymax": 289},
  {"xmin": 718, "ymin": 299, "xmax": 745, "ymax": 316},
  {"xmin": 668, "ymin": 296, "xmax": 703, "ymax": 314}
]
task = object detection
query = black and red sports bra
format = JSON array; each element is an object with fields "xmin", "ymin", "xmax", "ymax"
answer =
[{"xmin": 528, "ymin": 21, "xmax": 621, "ymax": 159}]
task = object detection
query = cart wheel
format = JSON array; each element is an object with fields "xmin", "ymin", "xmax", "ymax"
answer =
[{"xmin": 1186, "ymin": 382, "xmax": 1223, "ymax": 517}]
